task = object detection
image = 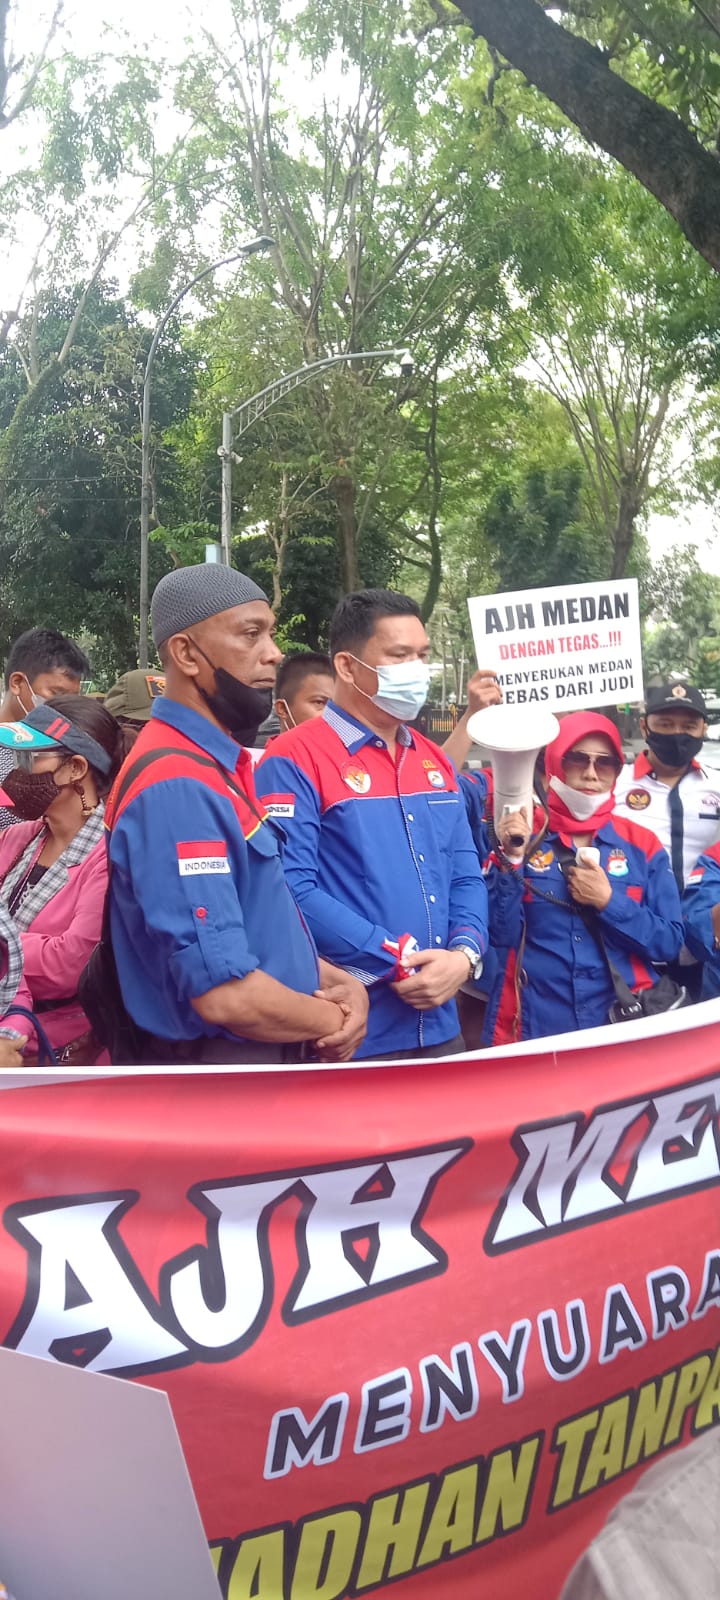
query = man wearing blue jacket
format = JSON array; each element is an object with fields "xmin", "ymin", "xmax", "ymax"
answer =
[
  {"xmin": 107, "ymin": 565, "xmax": 368, "ymax": 1063},
  {"xmin": 256, "ymin": 588, "xmax": 489, "ymax": 1059},
  {"xmin": 682, "ymin": 841, "xmax": 720, "ymax": 998}
]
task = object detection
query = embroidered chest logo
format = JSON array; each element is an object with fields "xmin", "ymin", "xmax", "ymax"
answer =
[
  {"xmin": 607, "ymin": 848, "xmax": 629, "ymax": 877},
  {"xmin": 343, "ymin": 763, "xmax": 372, "ymax": 795},
  {"xmin": 529, "ymin": 847, "xmax": 554, "ymax": 872},
  {"xmin": 426, "ymin": 767, "xmax": 446, "ymax": 788},
  {"xmin": 626, "ymin": 787, "xmax": 651, "ymax": 810}
]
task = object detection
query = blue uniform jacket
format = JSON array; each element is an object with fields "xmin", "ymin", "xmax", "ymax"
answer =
[
  {"xmin": 458, "ymin": 770, "xmax": 491, "ymax": 863},
  {"xmin": 682, "ymin": 843, "xmax": 720, "ymax": 999},
  {"xmin": 255, "ymin": 702, "xmax": 488, "ymax": 1057},
  {"xmin": 108, "ymin": 699, "xmax": 319, "ymax": 1043},
  {"xmin": 483, "ymin": 815, "xmax": 684, "ymax": 1044}
]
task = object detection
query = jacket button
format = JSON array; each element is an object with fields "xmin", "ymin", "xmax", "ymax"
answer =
[{"xmin": 196, "ymin": 907, "xmax": 208, "ymax": 920}]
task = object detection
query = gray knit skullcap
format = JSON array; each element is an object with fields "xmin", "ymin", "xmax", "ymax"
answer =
[{"xmin": 151, "ymin": 565, "xmax": 268, "ymax": 649}]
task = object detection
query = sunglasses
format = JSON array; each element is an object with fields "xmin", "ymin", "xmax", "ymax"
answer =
[{"xmin": 562, "ymin": 750, "xmax": 621, "ymax": 777}]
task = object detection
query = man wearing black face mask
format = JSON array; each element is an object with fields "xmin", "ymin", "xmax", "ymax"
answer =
[
  {"xmin": 615, "ymin": 682, "xmax": 716, "ymax": 999},
  {"xmin": 106, "ymin": 565, "xmax": 368, "ymax": 1063}
]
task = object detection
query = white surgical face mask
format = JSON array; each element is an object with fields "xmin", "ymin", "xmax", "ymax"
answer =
[
  {"xmin": 18, "ymin": 675, "xmax": 44, "ymax": 716},
  {"xmin": 276, "ymin": 700, "xmax": 296, "ymax": 730},
  {"xmin": 549, "ymin": 774, "xmax": 610, "ymax": 821},
  {"xmin": 352, "ymin": 656, "xmax": 430, "ymax": 722}
]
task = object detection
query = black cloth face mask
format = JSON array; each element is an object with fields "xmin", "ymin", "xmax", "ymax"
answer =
[
  {"xmin": 2, "ymin": 764, "xmax": 67, "ymax": 821},
  {"xmin": 646, "ymin": 730, "xmax": 704, "ymax": 771},
  {"xmin": 191, "ymin": 641, "xmax": 272, "ymax": 746}
]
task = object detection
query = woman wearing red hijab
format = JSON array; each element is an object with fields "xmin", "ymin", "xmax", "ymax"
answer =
[{"xmin": 483, "ymin": 711, "xmax": 683, "ymax": 1044}]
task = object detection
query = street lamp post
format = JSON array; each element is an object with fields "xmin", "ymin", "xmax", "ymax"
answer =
[
  {"xmin": 218, "ymin": 347, "xmax": 413, "ymax": 566},
  {"xmin": 138, "ymin": 236, "xmax": 275, "ymax": 668}
]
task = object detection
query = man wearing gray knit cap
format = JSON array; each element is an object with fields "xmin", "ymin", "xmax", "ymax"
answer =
[{"xmin": 105, "ymin": 565, "xmax": 368, "ymax": 1063}]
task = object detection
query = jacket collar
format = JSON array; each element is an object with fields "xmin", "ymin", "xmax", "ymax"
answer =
[
  {"xmin": 634, "ymin": 749, "xmax": 705, "ymax": 779},
  {"xmin": 151, "ymin": 696, "xmax": 251, "ymax": 773},
  {"xmin": 323, "ymin": 699, "xmax": 413, "ymax": 754}
]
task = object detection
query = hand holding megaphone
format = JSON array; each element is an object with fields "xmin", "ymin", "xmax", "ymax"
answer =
[
  {"xmin": 466, "ymin": 703, "xmax": 560, "ymax": 858},
  {"xmin": 497, "ymin": 804, "xmax": 532, "ymax": 857}
]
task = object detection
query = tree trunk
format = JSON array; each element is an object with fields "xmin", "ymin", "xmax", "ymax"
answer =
[
  {"xmin": 269, "ymin": 467, "xmax": 290, "ymax": 612},
  {"xmin": 0, "ymin": 357, "xmax": 60, "ymax": 495},
  {"xmin": 333, "ymin": 473, "xmax": 360, "ymax": 592},
  {"xmin": 610, "ymin": 483, "xmax": 642, "ymax": 579},
  {"xmin": 420, "ymin": 365, "xmax": 443, "ymax": 623},
  {"xmin": 453, "ymin": 0, "xmax": 720, "ymax": 275}
]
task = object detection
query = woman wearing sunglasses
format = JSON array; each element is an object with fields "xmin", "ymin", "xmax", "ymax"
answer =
[{"xmin": 483, "ymin": 711, "xmax": 684, "ymax": 1043}]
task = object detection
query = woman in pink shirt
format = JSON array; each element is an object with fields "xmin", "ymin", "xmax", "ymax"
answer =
[{"xmin": 0, "ymin": 697, "xmax": 123, "ymax": 1061}]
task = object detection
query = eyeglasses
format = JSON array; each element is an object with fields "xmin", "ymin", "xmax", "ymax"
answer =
[
  {"xmin": 16, "ymin": 751, "xmax": 64, "ymax": 773},
  {"xmin": 562, "ymin": 750, "xmax": 621, "ymax": 777}
]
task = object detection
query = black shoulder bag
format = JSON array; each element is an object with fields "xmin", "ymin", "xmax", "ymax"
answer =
[{"xmin": 551, "ymin": 841, "xmax": 687, "ymax": 1023}]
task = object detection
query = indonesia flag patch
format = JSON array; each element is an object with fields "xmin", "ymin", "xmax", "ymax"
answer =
[
  {"xmin": 688, "ymin": 866, "xmax": 706, "ymax": 884},
  {"xmin": 177, "ymin": 841, "xmax": 230, "ymax": 876},
  {"xmin": 261, "ymin": 793, "xmax": 296, "ymax": 818}
]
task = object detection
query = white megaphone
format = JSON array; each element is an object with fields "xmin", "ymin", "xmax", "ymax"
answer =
[{"xmin": 466, "ymin": 703, "xmax": 560, "ymax": 849}]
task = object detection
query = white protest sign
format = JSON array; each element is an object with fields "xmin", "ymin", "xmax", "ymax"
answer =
[
  {"xmin": 0, "ymin": 1346, "xmax": 220, "ymax": 1600},
  {"xmin": 467, "ymin": 578, "xmax": 642, "ymax": 712}
]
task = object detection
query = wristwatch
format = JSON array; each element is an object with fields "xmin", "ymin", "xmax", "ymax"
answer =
[{"xmin": 453, "ymin": 945, "xmax": 484, "ymax": 981}]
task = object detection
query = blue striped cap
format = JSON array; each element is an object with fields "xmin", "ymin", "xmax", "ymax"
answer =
[{"xmin": 0, "ymin": 705, "xmax": 112, "ymax": 774}]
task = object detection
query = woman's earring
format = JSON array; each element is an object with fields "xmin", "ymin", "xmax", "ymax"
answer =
[{"xmin": 74, "ymin": 781, "xmax": 93, "ymax": 815}]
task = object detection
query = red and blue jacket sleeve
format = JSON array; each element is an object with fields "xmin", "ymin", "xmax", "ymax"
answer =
[
  {"xmin": 682, "ymin": 845, "xmax": 720, "ymax": 962},
  {"xmin": 597, "ymin": 838, "xmax": 683, "ymax": 963},
  {"xmin": 256, "ymin": 754, "xmax": 399, "ymax": 983},
  {"xmin": 484, "ymin": 856, "xmax": 526, "ymax": 953},
  {"xmin": 110, "ymin": 777, "xmax": 262, "ymax": 1001},
  {"xmin": 458, "ymin": 771, "xmax": 492, "ymax": 864},
  {"xmin": 446, "ymin": 799, "xmax": 489, "ymax": 957}
]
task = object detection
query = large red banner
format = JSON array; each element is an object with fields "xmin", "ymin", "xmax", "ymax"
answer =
[{"xmin": 0, "ymin": 1012, "xmax": 719, "ymax": 1597}]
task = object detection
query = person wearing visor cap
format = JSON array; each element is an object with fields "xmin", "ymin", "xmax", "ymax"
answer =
[
  {"xmin": 105, "ymin": 564, "xmax": 368, "ymax": 1064},
  {"xmin": 0, "ymin": 697, "xmax": 123, "ymax": 1060},
  {"xmin": 0, "ymin": 627, "xmax": 89, "ymax": 832},
  {"xmin": 614, "ymin": 682, "xmax": 716, "ymax": 1000}
]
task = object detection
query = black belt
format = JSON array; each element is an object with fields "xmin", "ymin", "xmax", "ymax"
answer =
[{"xmin": 139, "ymin": 1031, "xmax": 305, "ymax": 1065}]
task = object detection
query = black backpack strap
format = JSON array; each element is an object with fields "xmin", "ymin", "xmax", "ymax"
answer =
[
  {"xmin": 103, "ymin": 744, "xmax": 268, "ymax": 946},
  {"xmin": 111, "ymin": 745, "xmax": 266, "ymax": 828}
]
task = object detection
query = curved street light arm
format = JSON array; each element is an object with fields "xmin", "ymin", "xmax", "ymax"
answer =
[
  {"xmin": 227, "ymin": 347, "xmax": 412, "ymax": 439},
  {"xmin": 218, "ymin": 344, "xmax": 413, "ymax": 566}
]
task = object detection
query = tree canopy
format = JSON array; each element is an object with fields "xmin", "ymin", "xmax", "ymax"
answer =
[
  {"xmin": 448, "ymin": 0, "xmax": 720, "ymax": 274},
  {"xmin": 1, "ymin": 0, "xmax": 719, "ymax": 683}
]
